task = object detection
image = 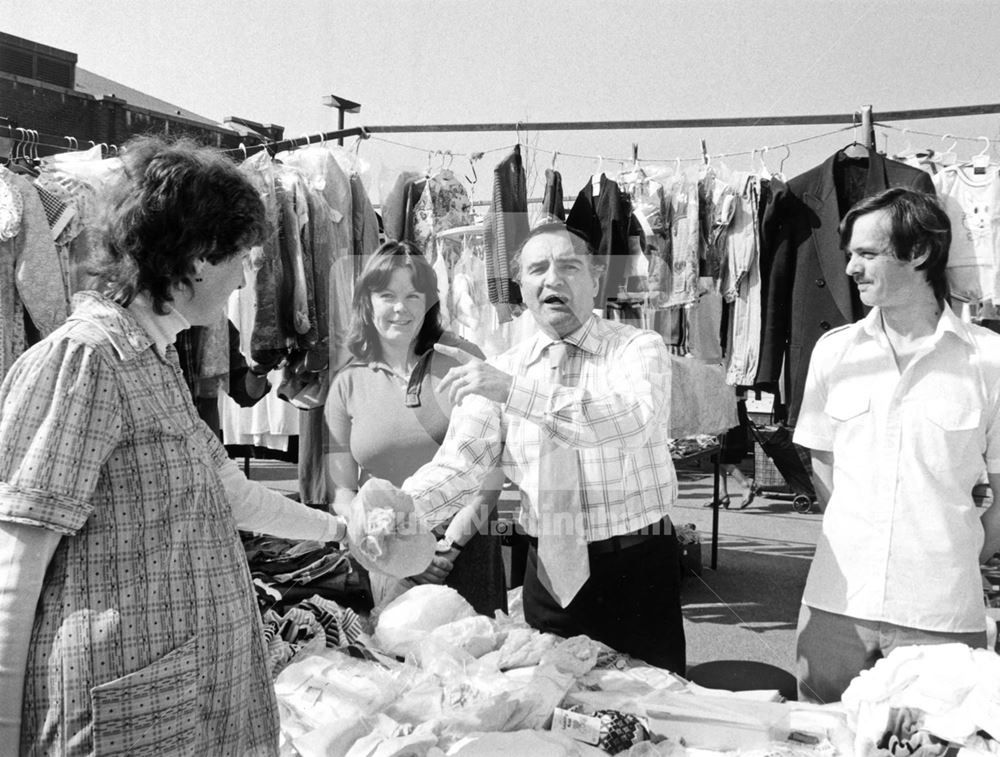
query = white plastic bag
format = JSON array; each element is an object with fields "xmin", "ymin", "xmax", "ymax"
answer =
[{"xmin": 374, "ymin": 585, "xmax": 477, "ymax": 657}]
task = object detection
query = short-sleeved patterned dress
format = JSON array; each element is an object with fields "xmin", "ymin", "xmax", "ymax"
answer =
[{"xmin": 0, "ymin": 292, "xmax": 278, "ymax": 756}]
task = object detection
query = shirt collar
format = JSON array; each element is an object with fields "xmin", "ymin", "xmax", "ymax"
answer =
[
  {"xmin": 860, "ymin": 304, "xmax": 974, "ymax": 348},
  {"xmin": 525, "ymin": 314, "xmax": 600, "ymax": 366},
  {"xmin": 126, "ymin": 292, "xmax": 191, "ymax": 359}
]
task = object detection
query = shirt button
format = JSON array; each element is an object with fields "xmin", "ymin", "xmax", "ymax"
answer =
[
  {"xmin": 815, "ymin": 278, "xmax": 826, "ymax": 288},
  {"xmin": 820, "ymin": 320, "xmax": 831, "ymax": 330}
]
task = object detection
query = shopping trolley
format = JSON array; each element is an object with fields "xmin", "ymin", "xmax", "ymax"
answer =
[{"xmin": 744, "ymin": 421, "xmax": 816, "ymax": 513}]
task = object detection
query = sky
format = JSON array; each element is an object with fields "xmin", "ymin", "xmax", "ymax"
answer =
[{"xmin": 5, "ymin": 0, "xmax": 1000, "ymax": 203}]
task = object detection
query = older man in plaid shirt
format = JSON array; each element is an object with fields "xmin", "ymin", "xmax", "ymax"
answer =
[{"xmin": 356, "ymin": 220, "xmax": 685, "ymax": 673}]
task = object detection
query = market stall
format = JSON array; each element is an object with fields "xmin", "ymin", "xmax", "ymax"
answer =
[{"xmin": 270, "ymin": 584, "xmax": 1000, "ymax": 756}]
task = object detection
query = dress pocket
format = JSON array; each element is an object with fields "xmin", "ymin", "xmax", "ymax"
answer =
[{"xmin": 90, "ymin": 636, "xmax": 200, "ymax": 756}]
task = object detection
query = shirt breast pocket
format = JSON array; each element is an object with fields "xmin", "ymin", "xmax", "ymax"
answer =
[
  {"xmin": 824, "ymin": 392, "xmax": 873, "ymax": 456},
  {"xmin": 914, "ymin": 400, "xmax": 982, "ymax": 473}
]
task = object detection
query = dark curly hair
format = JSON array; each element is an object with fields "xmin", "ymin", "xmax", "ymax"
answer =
[
  {"xmin": 88, "ymin": 135, "xmax": 266, "ymax": 314},
  {"xmin": 345, "ymin": 240, "xmax": 444, "ymax": 362}
]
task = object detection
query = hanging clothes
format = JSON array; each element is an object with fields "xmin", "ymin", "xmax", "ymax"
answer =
[
  {"xmin": 427, "ymin": 169, "xmax": 474, "ymax": 323},
  {"xmin": 756, "ymin": 148, "xmax": 935, "ymax": 424},
  {"xmin": 276, "ymin": 145, "xmax": 354, "ymax": 370},
  {"xmin": 240, "ymin": 150, "xmax": 287, "ymax": 371},
  {"xmin": 933, "ymin": 164, "xmax": 1000, "ymax": 304},
  {"xmin": 566, "ymin": 173, "xmax": 640, "ymax": 310},
  {"xmin": 405, "ymin": 178, "xmax": 435, "ymax": 255},
  {"xmin": 664, "ymin": 171, "xmax": 701, "ymax": 307},
  {"xmin": 349, "ymin": 173, "xmax": 380, "ymax": 277},
  {"xmin": 721, "ymin": 172, "xmax": 764, "ymax": 386},
  {"xmin": 382, "ymin": 170, "xmax": 422, "ymax": 242},
  {"xmin": 630, "ymin": 177, "xmax": 671, "ymax": 301},
  {"xmin": 222, "ymin": 288, "xmax": 300, "ymax": 452},
  {"xmin": 483, "ymin": 145, "xmax": 529, "ymax": 316},
  {"xmin": 542, "ymin": 167, "xmax": 565, "ymax": 220},
  {"xmin": 700, "ymin": 171, "xmax": 738, "ymax": 282},
  {"xmin": 0, "ymin": 164, "xmax": 67, "ymax": 378},
  {"xmin": 686, "ymin": 277, "xmax": 724, "ymax": 362},
  {"xmin": 276, "ymin": 165, "xmax": 314, "ymax": 343}
]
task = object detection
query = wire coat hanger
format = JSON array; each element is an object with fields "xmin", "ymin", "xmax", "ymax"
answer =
[
  {"xmin": 841, "ymin": 115, "xmax": 869, "ymax": 159},
  {"xmin": 14, "ymin": 128, "xmax": 25, "ymax": 162},
  {"xmin": 758, "ymin": 147, "xmax": 770, "ymax": 177},
  {"xmin": 465, "ymin": 151, "xmax": 482, "ymax": 185}
]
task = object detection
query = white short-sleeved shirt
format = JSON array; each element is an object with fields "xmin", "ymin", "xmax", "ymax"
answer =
[{"xmin": 794, "ymin": 305, "xmax": 1000, "ymax": 632}]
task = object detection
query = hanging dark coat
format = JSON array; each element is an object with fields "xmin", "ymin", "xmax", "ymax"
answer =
[
  {"xmin": 567, "ymin": 174, "xmax": 638, "ymax": 309},
  {"xmin": 755, "ymin": 149, "xmax": 935, "ymax": 424}
]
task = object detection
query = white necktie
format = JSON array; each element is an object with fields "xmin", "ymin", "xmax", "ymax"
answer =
[{"xmin": 536, "ymin": 341, "xmax": 590, "ymax": 607}]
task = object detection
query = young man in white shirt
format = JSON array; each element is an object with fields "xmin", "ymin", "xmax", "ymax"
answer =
[{"xmin": 793, "ymin": 187, "xmax": 1000, "ymax": 703}]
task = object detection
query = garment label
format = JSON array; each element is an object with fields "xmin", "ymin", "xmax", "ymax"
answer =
[{"xmin": 551, "ymin": 708, "xmax": 601, "ymax": 745}]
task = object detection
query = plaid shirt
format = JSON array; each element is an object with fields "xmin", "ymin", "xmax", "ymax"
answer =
[{"xmin": 404, "ymin": 316, "xmax": 677, "ymax": 541}]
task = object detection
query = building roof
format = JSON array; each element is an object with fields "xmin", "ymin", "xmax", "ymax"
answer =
[{"xmin": 74, "ymin": 67, "xmax": 222, "ymax": 128}]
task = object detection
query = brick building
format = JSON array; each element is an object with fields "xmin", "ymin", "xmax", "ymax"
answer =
[{"xmin": 0, "ymin": 31, "xmax": 283, "ymax": 157}]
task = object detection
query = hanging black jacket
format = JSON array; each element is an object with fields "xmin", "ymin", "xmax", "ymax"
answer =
[{"xmin": 756, "ymin": 149, "xmax": 935, "ymax": 424}]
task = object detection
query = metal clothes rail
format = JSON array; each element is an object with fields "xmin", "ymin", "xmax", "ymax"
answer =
[
  {"xmin": 215, "ymin": 101, "xmax": 1000, "ymax": 160},
  {"xmin": 254, "ymin": 102, "xmax": 999, "ymax": 149},
  {"xmin": 8, "ymin": 102, "xmax": 1000, "ymax": 159},
  {"xmin": 358, "ymin": 102, "xmax": 1000, "ymax": 134}
]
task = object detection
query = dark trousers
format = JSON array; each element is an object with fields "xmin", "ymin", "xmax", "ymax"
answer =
[{"xmin": 522, "ymin": 534, "xmax": 686, "ymax": 674}]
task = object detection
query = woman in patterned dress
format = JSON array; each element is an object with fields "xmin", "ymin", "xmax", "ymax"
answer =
[{"xmin": 0, "ymin": 136, "xmax": 346, "ymax": 756}]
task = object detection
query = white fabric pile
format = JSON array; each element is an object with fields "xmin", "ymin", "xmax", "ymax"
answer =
[
  {"xmin": 841, "ymin": 643, "xmax": 1000, "ymax": 756},
  {"xmin": 275, "ymin": 585, "xmax": 850, "ymax": 756}
]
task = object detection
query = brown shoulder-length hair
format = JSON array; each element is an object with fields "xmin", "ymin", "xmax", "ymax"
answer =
[
  {"xmin": 345, "ymin": 240, "xmax": 444, "ymax": 362},
  {"xmin": 88, "ymin": 135, "xmax": 266, "ymax": 314}
]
